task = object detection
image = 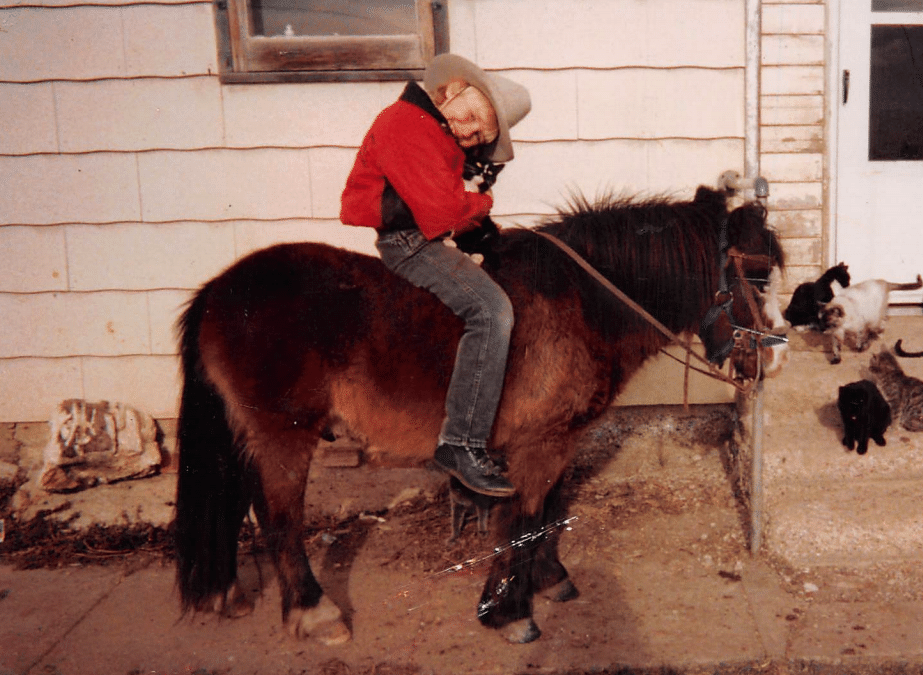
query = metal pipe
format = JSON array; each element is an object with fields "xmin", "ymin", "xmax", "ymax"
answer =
[
  {"xmin": 744, "ymin": 0, "xmax": 765, "ymax": 556},
  {"xmin": 744, "ymin": 0, "xmax": 761, "ymax": 183}
]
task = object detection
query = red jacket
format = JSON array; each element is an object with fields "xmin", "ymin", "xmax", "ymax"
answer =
[{"xmin": 340, "ymin": 82, "xmax": 493, "ymax": 241}]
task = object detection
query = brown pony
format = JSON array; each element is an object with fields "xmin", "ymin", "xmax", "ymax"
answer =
[{"xmin": 174, "ymin": 186, "xmax": 786, "ymax": 644}]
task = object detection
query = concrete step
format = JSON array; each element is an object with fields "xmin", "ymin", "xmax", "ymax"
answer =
[
  {"xmin": 760, "ymin": 314, "xmax": 923, "ymax": 572},
  {"xmin": 764, "ymin": 478, "xmax": 923, "ymax": 567}
]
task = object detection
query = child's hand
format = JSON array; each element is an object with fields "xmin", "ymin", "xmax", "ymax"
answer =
[{"xmin": 442, "ymin": 238, "xmax": 484, "ymax": 266}]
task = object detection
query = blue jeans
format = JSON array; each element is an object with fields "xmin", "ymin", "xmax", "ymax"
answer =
[{"xmin": 376, "ymin": 229, "xmax": 514, "ymax": 450}]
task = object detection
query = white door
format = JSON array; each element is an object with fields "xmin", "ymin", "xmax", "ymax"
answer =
[{"xmin": 836, "ymin": 0, "xmax": 923, "ymax": 305}]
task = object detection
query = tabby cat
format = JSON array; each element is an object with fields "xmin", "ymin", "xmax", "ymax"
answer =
[
  {"xmin": 868, "ymin": 348, "xmax": 923, "ymax": 431},
  {"xmin": 837, "ymin": 380, "xmax": 891, "ymax": 455}
]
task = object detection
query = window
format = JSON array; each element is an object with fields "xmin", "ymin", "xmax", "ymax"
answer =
[
  {"xmin": 215, "ymin": 0, "xmax": 449, "ymax": 83},
  {"xmin": 868, "ymin": 24, "xmax": 923, "ymax": 159}
]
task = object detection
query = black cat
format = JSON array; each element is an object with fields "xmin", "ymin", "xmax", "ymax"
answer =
[
  {"xmin": 784, "ymin": 262, "xmax": 850, "ymax": 329},
  {"xmin": 837, "ymin": 379, "xmax": 891, "ymax": 455},
  {"xmin": 448, "ymin": 477, "xmax": 493, "ymax": 542}
]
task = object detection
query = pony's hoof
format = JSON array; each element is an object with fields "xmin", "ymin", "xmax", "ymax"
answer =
[
  {"xmin": 540, "ymin": 578, "xmax": 580, "ymax": 603},
  {"xmin": 210, "ymin": 582, "xmax": 253, "ymax": 618},
  {"xmin": 289, "ymin": 596, "xmax": 351, "ymax": 645},
  {"xmin": 503, "ymin": 618, "xmax": 541, "ymax": 644}
]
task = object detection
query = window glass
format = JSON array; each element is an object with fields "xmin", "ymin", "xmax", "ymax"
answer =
[
  {"xmin": 872, "ymin": 1, "xmax": 923, "ymax": 12},
  {"xmin": 250, "ymin": 0, "xmax": 418, "ymax": 38},
  {"xmin": 868, "ymin": 24, "xmax": 923, "ymax": 159}
]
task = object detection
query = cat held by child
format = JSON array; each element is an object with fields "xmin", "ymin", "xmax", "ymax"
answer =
[{"xmin": 819, "ymin": 274, "xmax": 923, "ymax": 364}]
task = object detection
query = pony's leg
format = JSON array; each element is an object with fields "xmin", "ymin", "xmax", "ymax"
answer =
[
  {"xmin": 532, "ymin": 480, "xmax": 580, "ymax": 604},
  {"xmin": 248, "ymin": 430, "xmax": 350, "ymax": 644},
  {"xmin": 477, "ymin": 499, "xmax": 544, "ymax": 644}
]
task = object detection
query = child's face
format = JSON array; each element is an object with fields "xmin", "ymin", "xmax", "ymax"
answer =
[{"xmin": 438, "ymin": 82, "xmax": 499, "ymax": 149}]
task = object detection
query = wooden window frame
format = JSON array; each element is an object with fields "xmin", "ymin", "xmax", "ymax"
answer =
[{"xmin": 214, "ymin": 0, "xmax": 449, "ymax": 83}]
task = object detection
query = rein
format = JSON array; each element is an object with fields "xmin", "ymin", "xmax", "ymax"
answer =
[{"xmin": 527, "ymin": 227, "xmax": 782, "ymax": 405}]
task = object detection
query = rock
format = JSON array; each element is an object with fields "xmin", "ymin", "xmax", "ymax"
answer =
[
  {"xmin": 39, "ymin": 400, "xmax": 162, "ymax": 493},
  {"xmin": 0, "ymin": 459, "xmax": 19, "ymax": 484}
]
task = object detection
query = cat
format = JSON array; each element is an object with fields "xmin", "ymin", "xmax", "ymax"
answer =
[
  {"xmin": 837, "ymin": 380, "xmax": 891, "ymax": 455},
  {"xmin": 868, "ymin": 348, "xmax": 923, "ymax": 431},
  {"xmin": 462, "ymin": 156, "xmax": 504, "ymax": 194},
  {"xmin": 447, "ymin": 158, "xmax": 505, "ymax": 267},
  {"xmin": 895, "ymin": 339, "xmax": 923, "ymax": 358},
  {"xmin": 819, "ymin": 274, "xmax": 923, "ymax": 364},
  {"xmin": 448, "ymin": 476, "xmax": 493, "ymax": 542},
  {"xmin": 783, "ymin": 262, "xmax": 850, "ymax": 330}
]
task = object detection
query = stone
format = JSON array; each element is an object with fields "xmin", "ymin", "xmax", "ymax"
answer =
[{"xmin": 39, "ymin": 399, "xmax": 162, "ymax": 493}]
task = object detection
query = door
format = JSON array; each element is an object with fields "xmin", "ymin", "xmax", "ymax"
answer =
[{"xmin": 836, "ymin": 0, "xmax": 923, "ymax": 305}]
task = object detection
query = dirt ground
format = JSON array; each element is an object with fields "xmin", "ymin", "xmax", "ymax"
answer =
[{"xmin": 4, "ymin": 403, "xmax": 923, "ymax": 674}]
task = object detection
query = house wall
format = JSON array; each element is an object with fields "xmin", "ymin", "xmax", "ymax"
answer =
[
  {"xmin": 760, "ymin": 0, "xmax": 827, "ymax": 290},
  {"xmin": 0, "ymin": 0, "xmax": 822, "ymax": 422}
]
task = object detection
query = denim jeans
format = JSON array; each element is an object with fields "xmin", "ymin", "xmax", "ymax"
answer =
[{"xmin": 376, "ymin": 229, "xmax": 514, "ymax": 450}]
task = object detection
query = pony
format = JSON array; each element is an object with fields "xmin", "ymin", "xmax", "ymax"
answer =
[{"xmin": 174, "ymin": 186, "xmax": 786, "ymax": 645}]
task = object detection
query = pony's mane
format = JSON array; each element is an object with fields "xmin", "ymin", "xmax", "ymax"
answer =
[{"xmin": 494, "ymin": 187, "xmax": 740, "ymax": 339}]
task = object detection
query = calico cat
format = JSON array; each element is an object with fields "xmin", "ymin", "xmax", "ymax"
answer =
[
  {"xmin": 868, "ymin": 348, "xmax": 923, "ymax": 431},
  {"xmin": 819, "ymin": 274, "xmax": 923, "ymax": 364},
  {"xmin": 837, "ymin": 380, "xmax": 891, "ymax": 455},
  {"xmin": 895, "ymin": 339, "xmax": 923, "ymax": 358},
  {"xmin": 784, "ymin": 262, "xmax": 850, "ymax": 330}
]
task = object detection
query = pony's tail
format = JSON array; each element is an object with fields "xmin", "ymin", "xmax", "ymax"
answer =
[{"xmin": 174, "ymin": 286, "xmax": 253, "ymax": 613}]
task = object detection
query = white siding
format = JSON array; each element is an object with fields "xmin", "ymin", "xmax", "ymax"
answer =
[
  {"xmin": 0, "ymin": 0, "xmax": 792, "ymax": 421},
  {"xmin": 760, "ymin": 0, "xmax": 828, "ymax": 290}
]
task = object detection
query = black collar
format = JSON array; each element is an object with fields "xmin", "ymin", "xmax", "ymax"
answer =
[{"xmin": 400, "ymin": 81, "xmax": 447, "ymax": 126}]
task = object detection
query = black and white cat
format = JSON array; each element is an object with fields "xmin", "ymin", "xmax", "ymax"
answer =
[
  {"xmin": 783, "ymin": 262, "xmax": 850, "ymax": 330},
  {"xmin": 869, "ymin": 348, "xmax": 923, "ymax": 431},
  {"xmin": 446, "ymin": 158, "xmax": 505, "ymax": 266},
  {"xmin": 819, "ymin": 274, "xmax": 923, "ymax": 364},
  {"xmin": 837, "ymin": 380, "xmax": 891, "ymax": 455}
]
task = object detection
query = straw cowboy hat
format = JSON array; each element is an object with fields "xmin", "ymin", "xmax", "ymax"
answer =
[{"xmin": 423, "ymin": 53, "xmax": 531, "ymax": 163}]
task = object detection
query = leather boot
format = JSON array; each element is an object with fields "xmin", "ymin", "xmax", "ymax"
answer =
[{"xmin": 433, "ymin": 443, "xmax": 515, "ymax": 497}]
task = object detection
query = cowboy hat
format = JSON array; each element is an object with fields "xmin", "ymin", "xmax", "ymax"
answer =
[{"xmin": 423, "ymin": 53, "xmax": 531, "ymax": 163}]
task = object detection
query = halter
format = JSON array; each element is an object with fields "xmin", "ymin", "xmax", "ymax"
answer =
[{"xmin": 697, "ymin": 216, "xmax": 787, "ymax": 366}]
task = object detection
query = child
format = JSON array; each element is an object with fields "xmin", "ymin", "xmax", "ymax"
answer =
[{"xmin": 340, "ymin": 54, "xmax": 531, "ymax": 497}]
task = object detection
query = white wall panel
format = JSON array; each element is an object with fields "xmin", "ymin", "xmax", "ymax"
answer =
[
  {"xmin": 0, "ymin": 83, "xmax": 58, "ymax": 154},
  {"xmin": 0, "ymin": 227, "xmax": 68, "ymax": 293},
  {"xmin": 474, "ymin": 0, "xmax": 744, "ymax": 69},
  {"xmin": 56, "ymin": 78, "xmax": 224, "ymax": 152},
  {"xmin": 0, "ymin": 154, "xmax": 141, "ymax": 225},
  {"xmin": 578, "ymin": 69, "xmax": 744, "ymax": 140},
  {"xmin": 0, "ymin": 292, "xmax": 150, "ymax": 358},
  {"xmin": 66, "ymin": 222, "xmax": 236, "ymax": 291},
  {"xmin": 137, "ymin": 149, "xmax": 313, "ymax": 221}
]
